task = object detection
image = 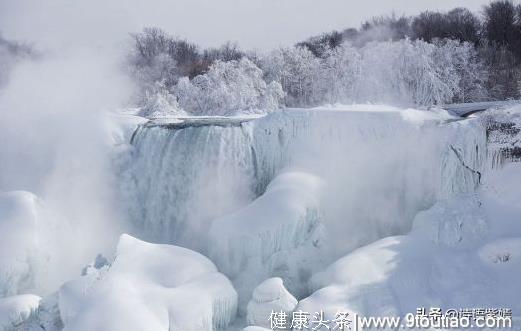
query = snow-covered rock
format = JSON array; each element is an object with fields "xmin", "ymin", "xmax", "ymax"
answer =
[
  {"xmin": 59, "ymin": 234, "xmax": 237, "ymax": 331},
  {"xmin": 0, "ymin": 294, "xmax": 41, "ymax": 330},
  {"xmin": 209, "ymin": 171, "xmax": 325, "ymax": 309},
  {"xmin": 299, "ymin": 163, "xmax": 521, "ymax": 324},
  {"xmin": 246, "ymin": 278, "xmax": 297, "ymax": 329},
  {"xmin": 0, "ymin": 191, "xmax": 41, "ymax": 296}
]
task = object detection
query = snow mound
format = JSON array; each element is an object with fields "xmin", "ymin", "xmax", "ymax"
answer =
[
  {"xmin": 59, "ymin": 234, "xmax": 237, "ymax": 331},
  {"xmin": 0, "ymin": 294, "xmax": 41, "ymax": 330},
  {"xmin": 0, "ymin": 191, "xmax": 41, "ymax": 296},
  {"xmin": 300, "ymin": 164, "xmax": 521, "ymax": 322},
  {"xmin": 246, "ymin": 278, "xmax": 297, "ymax": 329},
  {"xmin": 209, "ymin": 171, "xmax": 325, "ymax": 309}
]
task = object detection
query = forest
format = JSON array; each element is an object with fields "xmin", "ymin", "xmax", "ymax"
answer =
[{"xmin": 127, "ymin": 0, "xmax": 521, "ymax": 116}]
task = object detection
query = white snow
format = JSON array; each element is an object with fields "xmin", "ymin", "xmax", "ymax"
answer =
[
  {"xmin": 123, "ymin": 106, "xmax": 487, "ymax": 319},
  {"xmin": 0, "ymin": 294, "xmax": 41, "ymax": 330},
  {"xmin": 246, "ymin": 277, "xmax": 297, "ymax": 329},
  {"xmin": 59, "ymin": 234, "xmax": 237, "ymax": 331},
  {"xmin": 209, "ymin": 171, "xmax": 325, "ymax": 309},
  {"xmin": 3, "ymin": 104, "xmax": 518, "ymax": 331},
  {"xmin": 299, "ymin": 162, "xmax": 521, "ymax": 325}
]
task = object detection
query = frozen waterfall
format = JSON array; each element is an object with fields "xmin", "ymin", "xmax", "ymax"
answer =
[
  {"xmin": 121, "ymin": 106, "xmax": 487, "ymax": 307},
  {"xmin": 123, "ymin": 107, "xmax": 485, "ymax": 253}
]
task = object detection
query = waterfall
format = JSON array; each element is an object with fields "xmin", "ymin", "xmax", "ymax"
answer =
[
  {"xmin": 124, "ymin": 121, "xmax": 257, "ymax": 252},
  {"xmin": 121, "ymin": 108, "xmax": 487, "ymax": 260}
]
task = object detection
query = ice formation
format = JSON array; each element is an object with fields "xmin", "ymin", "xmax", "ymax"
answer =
[
  {"xmin": 0, "ymin": 105, "xmax": 501, "ymax": 331},
  {"xmin": 0, "ymin": 294, "xmax": 40, "ymax": 330},
  {"xmin": 124, "ymin": 106, "xmax": 486, "ymax": 251},
  {"xmin": 0, "ymin": 191, "xmax": 41, "ymax": 296},
  {"xmin": 246, "ymin": 278, "xmax": 298, "ymax": 329},
  {"xmin": 483, "ymin": 105, "xmax": 521, "ymax": 168},
  {"xmin": 299, "ymin": 162, "xmax": 521, "ymax": 324},
  {"xmin": 124, "ymin": 119, "xmax": 257, "ymax": 249},
  {"xmin": 122, "ymin": 106, "xmax": 487, "ymax": 310},
  {"xmin": 58, "ymin": 234, "xmax": 237, "ymax": 331},
  {"xmin": 209, "ymin": 171, "xmax": 325, "ymax": 306}
]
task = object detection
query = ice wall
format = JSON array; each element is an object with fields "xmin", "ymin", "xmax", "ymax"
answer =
[
  {"xmin": 124, "ymin": 120, "xmax": 257, "ymax": 251},
  {"xmin": 123, "ymin": 106, "xmax": 486, "ymax": 302},
  {"xmin": 125, "ymin": 108, "xmax": 484, "ymax": 247},
  {"xmin": 209, "ymin": 171, "xmax": 325, "ymax": 308},
  {"xmin": 246, "ymin": 107, "xmax": 484, "ymax": 255}
]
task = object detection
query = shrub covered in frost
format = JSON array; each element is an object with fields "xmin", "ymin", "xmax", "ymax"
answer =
[
  {"xmin": 174, "ymin": 58, "xmax": 284, "ymax": 115},
  {"xmin": 257, "ymin": 39, "xmax": 488, "ymax": 107},
  {"xmin": 139, "ymin": 81, "xmax": 184, "ymax": 118}
]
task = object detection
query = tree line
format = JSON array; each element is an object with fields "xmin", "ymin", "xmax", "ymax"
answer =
[{"xmin": 128, "ymin": 0, "xmax": 521, "ymax": 116}]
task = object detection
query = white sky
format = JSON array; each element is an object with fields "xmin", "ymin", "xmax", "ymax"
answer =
[{"xmin": 0, "ymin": 0, "xmax": 494, "ymax": 50}]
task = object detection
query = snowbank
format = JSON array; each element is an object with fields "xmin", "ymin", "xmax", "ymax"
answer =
[
  {"xmin": 59, "ymin": 234, "xmax": 237, "ymax": 331},
  {"xmin": 299, "ymin": 162, "xmax": 521, "ymax": 323}
]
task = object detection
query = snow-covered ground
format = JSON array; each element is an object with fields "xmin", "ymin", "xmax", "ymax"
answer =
[
  {"xmin": 0, "ymin": 104, "xmax": 519, "ymax": 330},
  {"xmin": 301, "ymin": 161, "xmax": 521, "ymax": 324}
]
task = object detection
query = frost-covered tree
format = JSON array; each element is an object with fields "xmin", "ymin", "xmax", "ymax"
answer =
[
  {"xmin": 174, "ymin": 58, "xmax": 283, "ymax": 115},
  {"xmin": 140, "ymin": 81, "xmax": 183, "ymax": 118},
  {"xmin": 354, "ymin": 39, "xmax": 455, "ymax": 106},
  {"xmin": 258, "ymin": 47, "xmax": 321, "ymax": 107},
  {"xmin": 258, "ymin": 39, "xmax": 486, "ymax": 107},
  {"xmin": 434, "ymin": 40, "xmax": 488, "ymax": 102},
  {"xmin": 317, "ymin": 43, "xmax": 361, "ymax": 104}
]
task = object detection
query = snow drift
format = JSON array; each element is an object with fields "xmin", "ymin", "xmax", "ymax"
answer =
[
  {"xmin": 298, "ymin": 162, "xmax": 521, "ymax": 326},
  {"xmin": 58, "ymin": 234, "xmax": 237, "ymax": 331}
]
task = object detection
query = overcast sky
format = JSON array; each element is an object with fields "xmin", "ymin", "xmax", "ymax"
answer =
[{"xmin": 0, "ymin": 0, "xmax": 494, "ymax": 50}]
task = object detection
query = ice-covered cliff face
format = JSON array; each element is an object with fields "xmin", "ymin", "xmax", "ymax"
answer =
[
  {"xmin": 122, "ymin": 106, "xmax": 486, "ymax": 310},
  {"xmin": 124, "ymin": 118, "xmax": 257, "ymax": 250},
  {"xmin": 124, "ymin": 107, "xmax": 485, "ymax": 253}
]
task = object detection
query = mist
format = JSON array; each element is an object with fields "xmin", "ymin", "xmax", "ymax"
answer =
[{"xmin": 0, "ymin": 37, "xmax": 135, "ymax": 294}]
